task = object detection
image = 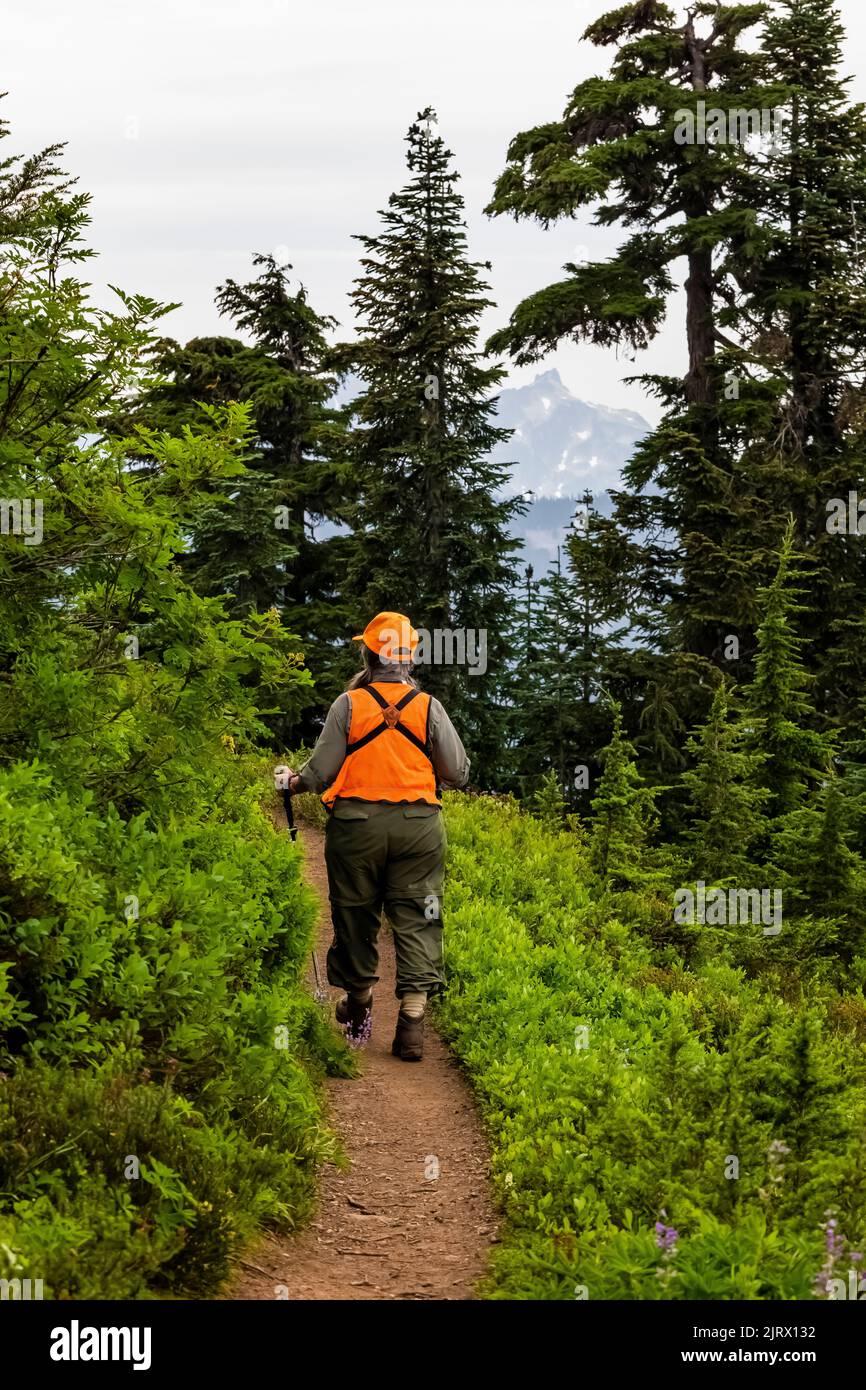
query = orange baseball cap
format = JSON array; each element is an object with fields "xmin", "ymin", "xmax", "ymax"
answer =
[{"xmin": 353, "ymin": 611, "xmax": 419, "ymax": 660}]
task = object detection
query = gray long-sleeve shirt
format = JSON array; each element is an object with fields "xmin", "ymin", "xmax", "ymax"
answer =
[{"xmin": 296, "ymin": 663, "xmax": 470, "ymax": 797}]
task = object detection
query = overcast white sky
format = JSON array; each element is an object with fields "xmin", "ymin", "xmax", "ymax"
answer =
[{"xmin": 6, "ymin": 1, "xmax": 865, "ymax": 423}]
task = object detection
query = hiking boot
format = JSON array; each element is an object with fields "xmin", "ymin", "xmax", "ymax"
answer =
[
  {"xmin": 391, "ymin": 1009, "xmax": 424, "ymax": 1062},
  {"xmin": 336, "ymin": 993, "xmax": 373, "ymax": 1043}
]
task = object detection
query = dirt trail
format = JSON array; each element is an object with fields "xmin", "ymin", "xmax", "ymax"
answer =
[{"xmin": 228, "ymin": 822, "xmax": 497, "ymax": 1301}]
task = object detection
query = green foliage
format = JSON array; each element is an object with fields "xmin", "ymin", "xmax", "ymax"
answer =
[
  {"xmin": 744, "ymin": 520, "xmax": 829, "ymax": 816},
  {"xmin": 109, "ymin": 252, "xmax": 352, "ymax": 742},
  {"xmin": 438, "ymin": 794, "xmax": 866, "ymax": 1300},
  {"xmin": 589, "ymin": 703, "xmax": 661, "ymax": 889},
  {"xmin": 681, "ymin": 681, "xmax": 769, "ymax": 882},
  {"xmin": 513, "ymin": 495, "xmax": 635, "ymax": 806},
  {"xmin": 768, "ymin": 776, "xmax": 866, "ymax": 959},
  {"xmin": 4, "ymin": 23, "xmax": 866, "ymax": 1306},
  {"xmin": 333, "ymin": 107, "xmax": 523, "ymax": 783},
  {"xmin": 0, "ymin": 1042, "xmax": 339, "ymax": 1298},
  {"xmin": 528, "ymin": 770, "xmax": 571, "ymax": 832},
  {"xmin": 0, "ymin": 116, "xmax": 349, "ymax": 1298},
  {"xmin": 491, "ymin": 0, "xmax": 866, "ymax": 774}
]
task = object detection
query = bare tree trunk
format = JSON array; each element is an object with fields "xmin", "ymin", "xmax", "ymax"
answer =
[{"xmin": 684, "ymin": 244, "xmax": 716, "ymax": 407}]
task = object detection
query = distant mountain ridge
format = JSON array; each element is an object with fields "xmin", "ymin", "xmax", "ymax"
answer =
[
  {"xmin": 491, "ymin": 369, "xmax": 649, "ymax": 574},
  {"xmin": 329, "ymin": 367, "xmax": 651, "ymax": 576},
  {"xmin": 491, "ymin": 368, "xmax": 650, "ymax": 501}
]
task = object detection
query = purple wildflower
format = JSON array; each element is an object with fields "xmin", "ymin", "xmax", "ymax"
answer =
[
  {"xmin": 814, "ymin": 1211, "xmax": 852, "ymax": 1297},
  {"xmin": 655, "ymin": 1222, "xmax": 679, "ymax": 1254},
  {"xmin": 342, "ymin": 1011, "xmax": 373, "ymax": 1049},
  {"xmin": 654, "ymin": 1217, "xmax": 680, "ymax": 1284}
]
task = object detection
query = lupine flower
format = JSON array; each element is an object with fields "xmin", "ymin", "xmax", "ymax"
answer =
[
  {"xmin": 654, "ymin": 1218, "xmax": 679, "ymax": 1284},
  {"xmin": 814, "ymin": 1211, "xmax": 852, "ymax": 1297},
  {"xmin": 655, "ymin": 1221, "xmax": 679, "ymax": 1253},
  {"xmin": 343, "ymin": 1011, "xmax": 373, "ymax": 1049}
]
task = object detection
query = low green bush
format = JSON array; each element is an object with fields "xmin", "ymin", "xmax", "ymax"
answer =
[
  {"xmin": 0, "ymin": 147, "xmax": 352, "ymax": 1295},
  {"xmin": 438, "ymin": 794, "xmax": 866, "ymax": 1300},
  {"xmin": 0, "ymin": 755, "xmax": 351, "ymax": 1298}
]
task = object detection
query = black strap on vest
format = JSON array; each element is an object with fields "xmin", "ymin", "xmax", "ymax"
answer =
[{"xmin": 345, "ymin": 685, "xmax": 433, "ymax": 762}]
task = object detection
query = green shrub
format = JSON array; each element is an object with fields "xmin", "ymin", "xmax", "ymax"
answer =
[
  {"xmin": 0, "ymin": 131, "xmax": 351, "ymax": 1297},
  {"xmin": 0, "ymin": 754, "xmax": 352, "ymax": 1296},
  {"xmin": 438, "ymin": 794, "xmax": 866, "ymax": 1300}
]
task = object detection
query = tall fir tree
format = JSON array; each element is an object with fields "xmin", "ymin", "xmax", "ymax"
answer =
[
  {"xmin": 486, "ymin": 0, "xmax": 866, "ymax": 761},
  {"xmin": 722, "ymin": 0, "xmax": 866, "ymax": 733},
  {"xmin": 742, "ymin": 520, "xmax": 827, "ymax": 818},
  {"xmin": 110, "ymin": 255, "xmax": 352, "ymax": 736},
  {"xmin": 769, "ymin": 775, "xmax": 864, "ymax": 956},
  {"xmin": 486, "ymin": 1, "xmax": 774, "ymax": 669},
  {"xmin": 514, "ymin": 545, "xmax": 576, "ymax": 798},
  {"xmin": 333, "ymin": 108, "xmax": 523, "ymax": 785}
]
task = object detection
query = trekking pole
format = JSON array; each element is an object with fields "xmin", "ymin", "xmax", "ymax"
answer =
[
  {"xmin": 279, "ymin": 770, "xmax": 324, "ymax": 995},
  {"xmin": 281, "ymin": 782, "xmax": 298, "ymax": 841}
]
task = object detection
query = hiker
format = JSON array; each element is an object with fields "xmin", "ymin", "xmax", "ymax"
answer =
[{"xmin": 283, "ymin": 611, "xmax": 469, "ymax": 1061}]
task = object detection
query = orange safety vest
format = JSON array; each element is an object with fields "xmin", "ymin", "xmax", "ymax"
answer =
[{"xmin": 322, "ymin": 682, "xmax": 440, "ymax": 808}]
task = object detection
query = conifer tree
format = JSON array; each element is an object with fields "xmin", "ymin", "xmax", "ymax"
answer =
[
  {"xmin": 112, "ymin": 255, "xmax": 351, "ymax": 734},
  {"xmin": 728, "ymin": 0, "xmax": 866, "ymax": 731},
  {"xmin": 755, "ymin": 1012, "xmax": 849, "ymax": 1196},
  {"xmin": 743, "ymin": 520, "xmax": 827, "ymax": 817},
  {"xmin": 486, "ymin": 1, "xmax": 774, "ymax": 666},
  {"xmin": 516, "ymin": 494, "xmax": 631, "ymax": 807},
  {"xmin": 512, "ymin": 544, "xmax": 584, "ymax": 798},
  {"xmin": 838, "ymin": 705, "xmax": 866, "ymax": 858},
  {"xmin": 486, "ymin": 0, "xmax": 866, "ymax": 753},
  {"xmin": 529, "ymin": 768, "xmax": 570, "ymax": 831},
  {"xmin": 681, "ymin": 681, "xmax": 769, "ymax": 883},
  {"xmin": 769, "ymin": 776, "xmax": 864, "ymax": 956},
  {"xmin": 334, "ymin": 108, "xmax": 523, "ymax": 784},
  {"xmin": 589, "ymin": 702, "xmax": 658, "ymax": 889}
]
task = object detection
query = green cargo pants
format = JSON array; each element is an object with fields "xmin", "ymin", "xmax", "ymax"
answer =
[{"xmin": 324, "ymin": 800, "xmax": 446, "ymax": 999}]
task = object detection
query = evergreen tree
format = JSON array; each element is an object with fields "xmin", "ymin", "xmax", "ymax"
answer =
[
  {"xmin": 512, "ymin": 547, "xmax": 574, "ymax": 798},
  {"xmin": 496, "ymin": 559, "xmax": 541, "ymax": 797},
  {"xmin": 728, "ymin": 0, "xmax": 866, "ymax": 733},
  {"xmin": 755, "ymin": 1012, "xmax": 850, "ymax": 1198},
  {"xmin": 0, "ymin": 102, "xmax": 313, "ymax": 796},
  {"xmin": 112, "ymin": 255, "xmax": 351, "ymax": 735},
  {"xmin": 514, "ymin": 548, "xmax": 579, "ymax": 793},
  {"xmin": 515, "ymin": 494, "xmax": 632, "ymax": 808},
  {"xmin": 564, "ymin": 492, "xmax": 639, "ymax": 764},
  {"xmin": 838, "ymin": 704, "xmax": 866, "ymax": 858},
  {"xmin": 529, "ymin": 768, "xmax": 570, "ymax": 831},
  {"xmin": 486, "ymin": 1, "xmax": 774, "ymax": 667},
  {"xmin": 486, "ymin": 0, "xmax": 866, "ymax": 756},
  {"xmin": 589, "ymin": 702, "xmax": 658, "ymax": 889},
  {"xmin": 769, "ymin": 775, "xmax": 865, "ymax": 956},
  {"xmin": 634, "ymin": 670, "xmax": 689, "ymax": 778},
  {"xmin": 743, "ymin": 520, "xmax": 827, "ymax": 817},
  {"xmin": 334, "ymin": 108, "xmax": 523, "ymax": 785},
  {"xmin": 681, "ymin": 681, "xmax": 769, "ymax": 883}
]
